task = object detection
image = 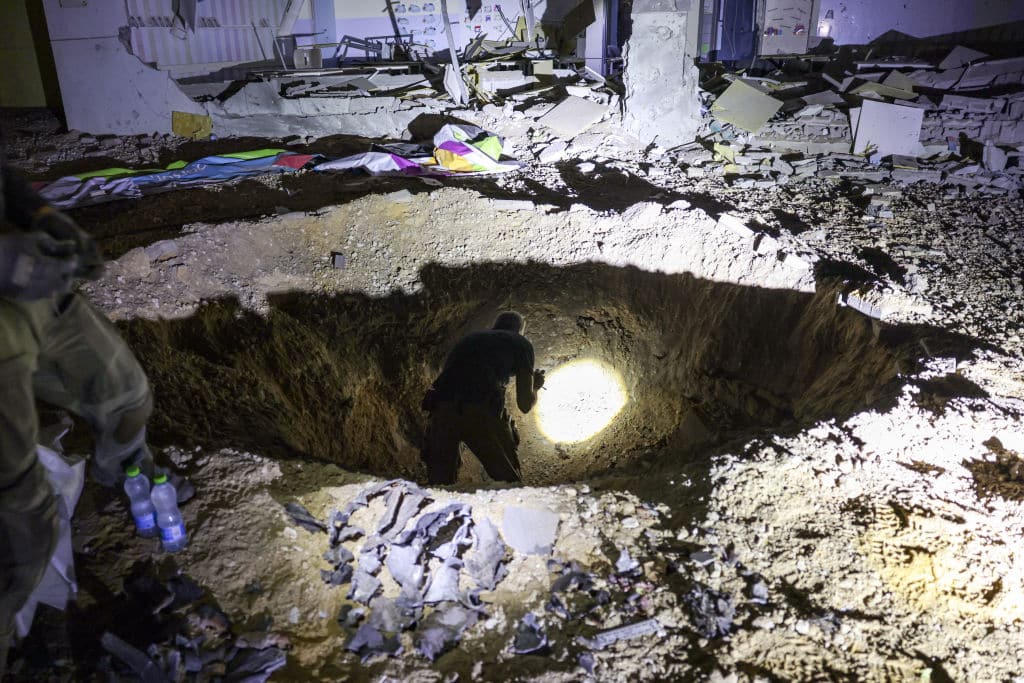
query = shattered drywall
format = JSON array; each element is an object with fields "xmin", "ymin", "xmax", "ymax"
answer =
[{"xmin": 622, "ymin": 0, "xmax": 701, "ymax": 146}]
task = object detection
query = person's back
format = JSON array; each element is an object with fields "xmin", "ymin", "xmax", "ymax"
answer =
[
  {"xmin": 420, "ymin": 311, "xmax": 544, "ymax": 485},
  {"xmin": 432, "ymin": 329, "xmax": 535, "ymax": 415}
]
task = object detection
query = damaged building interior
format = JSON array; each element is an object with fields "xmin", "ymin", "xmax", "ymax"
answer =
[{"xmin": 3, "ymin": 0, "xmax": 1024, "ymax": 679}]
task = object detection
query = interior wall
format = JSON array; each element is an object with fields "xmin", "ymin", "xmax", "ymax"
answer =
[
  {"xmin": 816, "ymin": 0, "xmax": 1024, "ymax": 45},
  {"xmin": 0, "ymin": 1, "xmax": 50, "ymax": 107}
]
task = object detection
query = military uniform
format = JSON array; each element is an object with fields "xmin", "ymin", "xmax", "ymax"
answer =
[{"xmin": 1, "ymin": 162, "xmax": 154, "ymax": 671}]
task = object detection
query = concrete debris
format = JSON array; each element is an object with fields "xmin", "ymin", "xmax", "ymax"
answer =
[
  {"xmin": 101, "ymin": 570, "xmax": 287, "ymax": 682},
  {"xmin": 144, "ymin": 239, "xmax": 181, "ymax": 262},
  {"xmin": 537, "ymin": 96, "xmax": 609, "ymax": 140},
  {"xmin": 511, "ymin": 612, "xmax": 549, "ymax": 654},
  {"xmin": 938, "ymin": 46, "xmax": 990, "ymax": 71},
  {"xmin": 696, "ymin": 44, "xmax": 1024, "ymax": 196},
  {"xmin": 579, "ymin": 618, "xmax": 663, "ymax": 650},
  {"xmin": 711, "ymin": 80, "xmax": 784, "ymax": 133},
  {"xmin": 683, "ymin": 584, "xmax": 735, "ymax": 639},
  {"xmin": 853, "ymin": 100, "xmax": 925, "ymax": 158},
  {"xmin": 502, "ymin": 506, "xmax": 560, "ymax": 555},
  {"xmin": 536, "ymin": 140, "xmax": 568, "ymax": 164}
]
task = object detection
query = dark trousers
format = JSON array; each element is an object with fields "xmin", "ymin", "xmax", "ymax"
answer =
[{"xmin": 421, "ymin": 400, "xmax": 522, "ymax": 485}]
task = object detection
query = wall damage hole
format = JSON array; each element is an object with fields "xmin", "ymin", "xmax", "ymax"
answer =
[{"xmin": 121, "ymin": 262, "xmax": 969, "ymax": 486}]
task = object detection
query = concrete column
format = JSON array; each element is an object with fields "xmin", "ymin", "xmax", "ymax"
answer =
[{"xmin": 622, "ymin": 0, "xmax": 702, "ymax": 146}]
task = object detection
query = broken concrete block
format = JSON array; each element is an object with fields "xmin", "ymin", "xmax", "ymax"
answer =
[
  {"xmin": 384, "ymin": 189, "xmax": 415, "ymax": 203},
  {"xmin": 144, "ymin": 240, "xmax": 181, "ymax": 262},
  {"xmin": 853, "ymin": 100, "xmax": 924, "ymax": 158},
  {"xmin": 801, "ymin": 90, "xmax": 845, "ymax": 107},
  {"xmin": 850, "ymin": 81, "xmax": 916, "ymax": 101},
  {"xmin": 536, "ymin": 140, "xmax": 568, "ymax": 164},
  {"xmin": 717, "ymin": 213, "xmax": 754, "ymax": 239},
  {"xmin": 489, "ymin": 199, "xmax": 535, "ymax": 211},
  {"xmin": 882, "ymin": 70, "xmax": 917, "ymax": 93},
  {"xmin": 794, "ymin": 104, "xmax": 825, "ymax": 118},
  {"xmin": 565, "ymin": 85, "xmax": 595, "ymax": 98},
  {"xmin": 938, "ymin": 45, "xmax": 989, "ymax": 71},
  {"xmin": 711, "ymin": 80, "xmax": 783, "ymax": 133},
  {"xmin": 537, "ymin": 96, "xmax": 608, "ymax": 139},
  {"xmin": 983, "ymin": 142, "xmax": 1009, "ymax": 172},
  {"xmin": 501, "ymin": 506, "xmax": 559, "ymax": 555}
]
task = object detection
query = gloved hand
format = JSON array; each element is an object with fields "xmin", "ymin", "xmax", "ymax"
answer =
[
  {"xmin": 0, "ymin": 232, "xmax": 79, "ymax": 301},
  {"xmin": 30, "ymin": 207, "xmax": 104, "ymax": 280},
  {"xmin": 533, "ymin": 369, "xmax": 545, "ymax": 390}
]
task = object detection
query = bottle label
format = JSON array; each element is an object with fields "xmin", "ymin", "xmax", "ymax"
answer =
[
  {"xmin": 134, "ymin": 513, "xmax": 156, "ymax": 531},
  {"xmin": 161, "ymin": 523, "xmax": 187, "ymax": 543}
]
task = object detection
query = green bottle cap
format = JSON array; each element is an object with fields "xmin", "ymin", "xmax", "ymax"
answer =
[
  {"xmin": 125, "ymin": 465, "xmax": 141, "ymax": 477},
  {"xmin": 153, "ymin": 473, "xmax": 168, "ymax": 485}
]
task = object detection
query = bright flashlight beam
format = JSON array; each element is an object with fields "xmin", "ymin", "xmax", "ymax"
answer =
[{"xmin": 536, "ymin": 359, "xmax": 628, "ymax": 444}]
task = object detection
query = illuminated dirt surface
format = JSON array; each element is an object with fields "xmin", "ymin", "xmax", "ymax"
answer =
[{"xmin": 6, "ymin": 116, "xmax": 1024, "ymax": 681}]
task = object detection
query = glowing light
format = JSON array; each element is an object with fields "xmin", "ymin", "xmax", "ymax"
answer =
[{"xmin": 536, "ymin": 359, "xmax": 628, "ymax": 444}]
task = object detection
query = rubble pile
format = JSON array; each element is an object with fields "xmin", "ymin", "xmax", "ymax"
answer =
[
  {"xmin": 96, "ymin": 569, "xmax": 288, "ymax": 683},
  {"xmin": 280, "ymin": 479, "xmax": 806, "ymax": 676},
  {"xmin": 695, "ymin": 45, "xmax": 1024, "ymax": 196}
]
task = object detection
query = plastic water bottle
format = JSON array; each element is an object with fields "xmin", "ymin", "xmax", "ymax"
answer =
[
  {"xmin": 151, "ymin": 473, "xmax": 188, "ymax": 552},
  {"xmin": 123, "ymin": 465, "xmax": 157, "ymax": 538}
]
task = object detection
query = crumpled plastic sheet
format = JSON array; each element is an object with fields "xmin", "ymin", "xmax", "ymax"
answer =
[
  {"xmin": 683, "ymin": 583, "xmax": 735, "ymax": 638},
  {"xmin": 323, "ymin": 480, "xmax": 515, "ymax": 662},
  {"xmin": 511, "ymin": 612, "xmax": 549, "ymax": 655},
  {"xmin": 348, "ymin": 568, "xmax": 382, "ymax": 604},
  {"xmin": 283, "ymin": 501, "xmax": 327, "ymax": 534},
  {"xmin": 423, "ymin": 559, "xmax": 463, "ymax": 604},
  {"xmin": 464, "ymin": 518, "xmax": 508, "ymax": 591},
  {"xmin": 415, "ymin": 603, "xmax": 483, "ymax": 661},
  {"xmin": 346, "ymin": 623, "xmax": 403, "ymax": 662},
  {"xmin": 368, "ymin": 596, "xmax": 421, "ymax": 633},
  {"xmin": 225, "ymin": 646, "xmax": 288, "ymax": 682}
]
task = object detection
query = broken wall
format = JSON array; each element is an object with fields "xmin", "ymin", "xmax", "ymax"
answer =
[
  {"xmin": 42, "ymin": 0, "xmax": 206, "ymax": 135},
  {"xmin": 816, "ymin": 0, "xmax": 1024, "ymax": 46},
  {"xmin": 622, "ymin": 0, "xmax": 701, "ymax": 146}
]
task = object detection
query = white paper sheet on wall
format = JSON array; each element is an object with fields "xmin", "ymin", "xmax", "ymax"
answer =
[{"xmin": 759, "ymin": 0, "xmax": 815, "ymax": 56}]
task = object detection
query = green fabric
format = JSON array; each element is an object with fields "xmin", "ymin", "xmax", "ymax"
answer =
[
  {"xmin": 471, "ymin": 135, "xmax": 503, "ymax": 161},
  {"xmin": 72, "ymin": 149, "xmax": 284, "ymax": 181},
  {"xmin": 75, "ymin": 160, "xmax": 188, "ymax": 180},
  {"xmin": 217, "ymin": 148, "xmax": 285, "ymax": 160}
]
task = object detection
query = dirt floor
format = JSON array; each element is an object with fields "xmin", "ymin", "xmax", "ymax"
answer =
[{"xmin": 4, "ymin": 108, "xmax": 1024, "ymax": 681}]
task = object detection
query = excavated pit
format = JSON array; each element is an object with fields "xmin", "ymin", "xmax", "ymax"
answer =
[{"xmin": 122, "ymin": 261, "xmax": 922, "ymax": 485}]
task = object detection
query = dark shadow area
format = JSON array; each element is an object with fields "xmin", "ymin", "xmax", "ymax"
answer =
[
  {"xmin": 770, "ymin": 208, "xmax": 812, "ymax": 236},
  {"xmin": 118, "ymin": 261, "xmax": 987, "ymax": 491},
  {"xmin": 857, "ymin": 246, "xmax": 907, "ymax": 285}
]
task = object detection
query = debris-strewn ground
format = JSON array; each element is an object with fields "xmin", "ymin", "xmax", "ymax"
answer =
[{"xmin": 4, "ymin": 108, "xmax": 1024, "ymax": 682}]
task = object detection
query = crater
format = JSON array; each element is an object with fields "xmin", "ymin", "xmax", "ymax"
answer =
[{"xmin": 122, "ymin": 261, "xmax": 942, "ymax": 485}]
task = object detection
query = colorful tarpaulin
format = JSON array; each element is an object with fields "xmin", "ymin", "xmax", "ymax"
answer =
[
  {"xmin": 39, "ymin": 150, "xmax": 320, "ymax": 210},
  {"xmin": 315, "ymin": 124, "xmax": 520, "ymax": 176},
  {"xmin": 37, "ymin": 125, "xmax": 521, "ymax": 210}
]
